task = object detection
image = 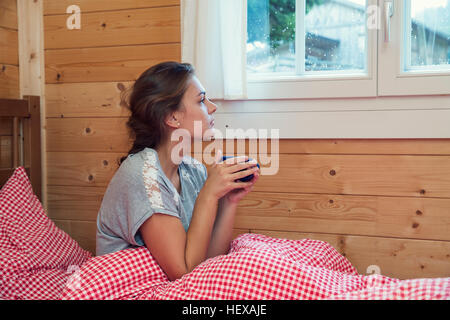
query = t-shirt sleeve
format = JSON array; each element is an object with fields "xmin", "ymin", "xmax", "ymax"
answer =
[{"xmin": 127, "ymin": 163, "xmax": 181, "ymax": 247}]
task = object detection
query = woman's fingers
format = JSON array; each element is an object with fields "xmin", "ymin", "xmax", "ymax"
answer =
[
  {"xmin": 212, "ymin": 154, "xmax": 260, "ymax": 195},
  {"xmin": 224, "ymin": 160, "xmax": 258, "ymax": 174},
  {"xmin": 230, "ymin": 180, "xmax": 253, "ymax": 189},
  {"xmin": 250, "ymin": 170, "xmax": 259, "ymax": 183},
  {"xmin": 230, "ymin": 166, "xmax": 260, "ymax": 180},
  {"xmin": 214, "ymin": 149, "xmax": 223, "ymax": 164},
  {"xmin": 222, "ymin": 155, "xmax": 248, "ymax": 166}
]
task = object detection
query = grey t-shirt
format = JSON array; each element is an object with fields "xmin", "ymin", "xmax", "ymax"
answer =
[{"xmin": 96, "ymin": 147, "xmax": 207, "ymax": 256}]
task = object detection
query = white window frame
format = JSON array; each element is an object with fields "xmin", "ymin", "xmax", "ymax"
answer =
[
  {"xmin": 378, "ymin": 0, "xmax": 450, "ymax": 96},
  {"xmin": 247, "ymin": 0, "xmax": 378, "ymax": 99},
  {"xmin": 212, "ymin": 0, "xmax": 450, "ymax": 139}
]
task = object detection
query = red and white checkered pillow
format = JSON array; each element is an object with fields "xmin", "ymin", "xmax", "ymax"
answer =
[{"xmin": 0, "ymin": 166, "xmax": 92, "ymax": 300}]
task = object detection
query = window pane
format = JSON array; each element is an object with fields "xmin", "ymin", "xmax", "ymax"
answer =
[
  {"xmin": 407, "ymin": 0, "xmax": 450, "ymax": 70},
  {"xmin": 304, "ymin": 0, "xmax": 367, "ymax": 72},
  {"xmin": 247, "ymin": 0, "xmax": 296, "ymax": 74},
  {"xmin": 247, "ymin": 0, "xmax": 368, "ymax": 76}
]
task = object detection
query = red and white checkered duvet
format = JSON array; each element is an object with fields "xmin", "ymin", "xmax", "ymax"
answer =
[
  {"xmin": 59, "ymin": 233, "xmax": 450, "ymax": 300},
  {"xmin": 1, "ymin": 167, "xmax": 449, "ymax": 300}
]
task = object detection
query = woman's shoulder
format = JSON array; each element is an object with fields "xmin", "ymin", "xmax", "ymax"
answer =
[
  {"xmin": 117, "ymin": 149, "xmax": 148, "ymax": 177},
  {"xmin": 108, "ymin": 148, "xmax": 157, "ymax": 191},
  {"xmin": 117, "ymin": 148, "xmax": 207, "ymax": 186},
  {"xmin": 102, "ymin": 148, "xmax": 167, "ymax": 207}
]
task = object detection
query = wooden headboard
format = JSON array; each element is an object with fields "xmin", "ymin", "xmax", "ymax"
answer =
[{"xmin": 0, "ymin": 96, "xmax": 42, "ymax": 201}]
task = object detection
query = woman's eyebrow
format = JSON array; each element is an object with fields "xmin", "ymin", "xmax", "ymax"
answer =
[{"xmin": 198, "ymin": 91, "xmax": 206, "ymax": 96}]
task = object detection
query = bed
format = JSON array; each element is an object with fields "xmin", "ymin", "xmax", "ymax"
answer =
[
  {"xmin": 1, "ymin": 97, "xmax": 449, "ymax": 300},
  {"xmin": 0, "ymin": 96, "xmax": 41, "ymax": 201}
]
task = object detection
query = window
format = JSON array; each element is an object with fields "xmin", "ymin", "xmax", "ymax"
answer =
[
  {"xmin": 247, "ymin": 0, "xmax": 368, "ymax": 75},
  {"xmin": 182, "ymin": 0, "xmax": 450, "ymax": 138},
  {"xmin": 379, "ymin": 0, "xmax": 450, "ymax": 96},
  {"xmin": 406, "ymin": 0, "xmax": 450, "ymax": 71},
  {"xmin": 246, "ymin": 0, "xmax": 450, "ymax": 99}
]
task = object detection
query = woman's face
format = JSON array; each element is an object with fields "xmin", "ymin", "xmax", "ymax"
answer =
[{"xmin": 175, "ymin": 75, "xmax": 217, "ymax": 140}]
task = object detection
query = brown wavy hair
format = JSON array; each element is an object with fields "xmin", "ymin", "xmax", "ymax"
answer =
[{"xmin": 118, "ymin": 61, "xmax": 195, "ymax": 165}]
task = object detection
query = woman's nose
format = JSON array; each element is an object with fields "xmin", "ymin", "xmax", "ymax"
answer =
[{"xmin": 207, "ymin": 100, "xmax": 218, "ymax": 114}]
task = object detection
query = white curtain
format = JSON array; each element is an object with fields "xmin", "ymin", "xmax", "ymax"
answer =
[{"xmin": 181, "ymin": 0, "xmax": 248, "ymax": 100}]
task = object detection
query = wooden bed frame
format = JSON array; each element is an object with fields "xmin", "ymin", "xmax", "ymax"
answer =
[{"xmin": 0, "ymin": 96, "xmax": 42, "ymax": 201}]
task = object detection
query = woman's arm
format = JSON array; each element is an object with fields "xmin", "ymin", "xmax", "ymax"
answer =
[
  {"xmin": 184, "ymin": 189, "xmax": 220, "ymax": 272},
  {"xmin": 206, "ymin": 167, "xmax": 260, "ymax": 259},
  {"xmin": 205, "ymin": 198, "xmax": 238, "ymax": 259},
  {"xmin": 139, "ymin": 159, "xmax": 257, "ymax": 281},
  {"xmin": 184, "ymin": 159, "xmax": 259, "ymax": 271},
  {"xmin": 139, "ymin": 189, "xmax": 219, "ymax": 281}
]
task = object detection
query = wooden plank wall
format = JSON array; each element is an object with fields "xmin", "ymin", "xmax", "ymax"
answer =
[
  {"xmin": 220, "ymin": 140, "xmax": 450, "ymax": 280},
  {"xmin": 43, "ymin": 0, "xmax": 450, "ymax": 280},
  {"xmin": 0, "ymin": 0, "xmax": 19, "ymax": 168}
]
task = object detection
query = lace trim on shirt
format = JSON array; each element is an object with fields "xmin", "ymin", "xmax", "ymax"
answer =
[{"xmin": 142, "ymin": 149, "xmax": 165, "ymax": 210}]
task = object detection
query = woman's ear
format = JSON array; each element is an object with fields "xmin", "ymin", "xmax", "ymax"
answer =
[{"xmin": 165, "ymin": 111, "xmax": 183, "ymax": 128}]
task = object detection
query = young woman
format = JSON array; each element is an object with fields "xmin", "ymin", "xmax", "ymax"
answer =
[{"xmin": 96, "ymin": 61, "xmax": 260, "ymax": 281}]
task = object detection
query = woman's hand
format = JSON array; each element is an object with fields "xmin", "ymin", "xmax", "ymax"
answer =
[
  {"xmin": 223, "ymin": 167, "xmax": 259, "ymax": 204},
  {"xmin": 202, "ymin": 150, "xmax": 260, "ymax": 201}
]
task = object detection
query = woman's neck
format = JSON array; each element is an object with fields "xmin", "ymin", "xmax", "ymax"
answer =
[{"xmin": 155, "ymin": 140, "xmax": 186, "ymax": 182}]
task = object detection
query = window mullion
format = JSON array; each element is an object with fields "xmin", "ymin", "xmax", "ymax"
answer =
[
  {"xmin": 402, "ymin": 0, "xmax": 411, "ymax": 72},
  {"xmin": 295, "ymin": 0, "xmax": 306, "ymax": 75}
]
